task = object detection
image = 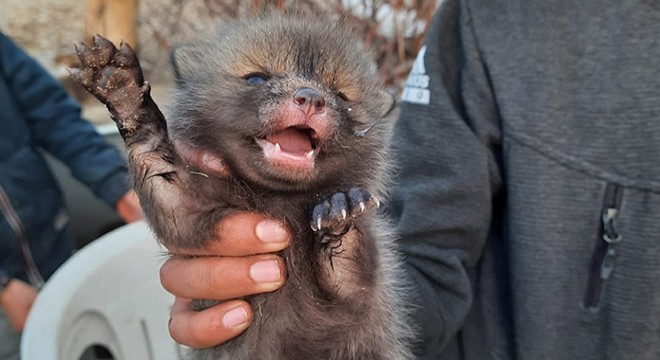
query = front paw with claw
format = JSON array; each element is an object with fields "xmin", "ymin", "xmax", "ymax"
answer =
[
  {"xmin": 69, "ymin": 35, "xmax": 148, "ymax": 138},
  {"xmin": 310, "ymin": 188, "xmax": 380, "ymax": 236}
]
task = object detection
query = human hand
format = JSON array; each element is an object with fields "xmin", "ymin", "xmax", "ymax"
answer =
[
  {"xmin": 161, "ymin": 141, "xmax": 289, "ymax": 347},
  {"xmin": 160, "ymin": 212, "xmax": 291, "ymax": 348},
  {"xmin": 116, "ymin": 190, "xmax": 143, "ymax": 223},
  {"xmin": 0, "ymin": 279, "xmax": 38, "ymax": 331}
]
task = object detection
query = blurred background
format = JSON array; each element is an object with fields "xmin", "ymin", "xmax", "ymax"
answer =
[{"xmin": 1, "ymin": 0, "xmax": 440, "ymax": 248}]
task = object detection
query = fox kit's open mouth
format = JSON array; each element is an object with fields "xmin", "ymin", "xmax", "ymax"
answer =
[{"xmin": 256, "ymin": 125, "xmax": 320, "ymax": 170}]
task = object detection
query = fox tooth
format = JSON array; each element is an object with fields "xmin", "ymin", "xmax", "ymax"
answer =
[
  {"xmin": 274, "ymin": 143, "xmax": 281, "ymax": 152},
  {"xmin": 306, "ymin": 150, "xmax": 314, "ymax": 159}
]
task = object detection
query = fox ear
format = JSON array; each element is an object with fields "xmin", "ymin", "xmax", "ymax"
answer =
[
  {"xmin": 354, "ymin": 90, "xmax": 398, "ymax": 138},
  {"xmin": 377, "ymin": 90, "xmax": 397, "ymax": 119},
  {"xmin": 170, "ymin": 45, "xmax": 204, "ymax": 81}
]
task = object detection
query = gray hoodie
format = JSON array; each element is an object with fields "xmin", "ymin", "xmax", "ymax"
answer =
[{"xmin": 392, "ymin": 0, "xmax": 660, "ymax": 358}]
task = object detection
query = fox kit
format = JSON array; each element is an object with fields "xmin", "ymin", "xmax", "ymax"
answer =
[{"xmin": 71, "ymin": 12, "xmax": 413, "ymax": 360}]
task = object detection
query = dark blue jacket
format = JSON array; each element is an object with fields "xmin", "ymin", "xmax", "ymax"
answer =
[{"xmin": 0, "ymin": 32, "xmax": 130, "ymax": 285}]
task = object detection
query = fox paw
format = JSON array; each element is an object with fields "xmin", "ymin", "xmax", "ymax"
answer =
[
  {"xmin": 70, "ymin": 35, "xmax": 148, "ymax": 133},
  {"xmin": 310, "ymin": 188, "xmax": 379, "ymax": 236}
]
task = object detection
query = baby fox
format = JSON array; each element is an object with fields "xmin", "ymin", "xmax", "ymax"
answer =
[{"xmin": 71, "ymin": 12, "xmax": 413, "ymax": 360}]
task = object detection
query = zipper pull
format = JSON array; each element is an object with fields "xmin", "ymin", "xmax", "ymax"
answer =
[
  {"xmin": 602, "ymin": 208, "xmax": 622, "ymax": 244},
  {"xmin": 600, "ymin": 207, "xmax": 622, "ymax": 280},
  {"xmin": 600, "ymin": 245, "xmax": 617, "ymax": 280}
]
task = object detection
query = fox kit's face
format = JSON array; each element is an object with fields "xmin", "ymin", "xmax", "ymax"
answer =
[{"xmin": 169, "ymin": 15, "xmax": 393, "ymax": 191}]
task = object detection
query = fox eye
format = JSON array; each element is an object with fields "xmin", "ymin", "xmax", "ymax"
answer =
[
  {"xmin": 244, "ymin": 73, "xmax": 268, "ymax": 85},
  {"xmin": 337, "ymin": 91, "xmax": 349, "ymax": 102}
]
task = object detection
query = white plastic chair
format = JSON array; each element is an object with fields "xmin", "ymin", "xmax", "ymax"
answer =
[{"xmin": 21, "ymin": 221, "xmax": 186, "ymax": 360}]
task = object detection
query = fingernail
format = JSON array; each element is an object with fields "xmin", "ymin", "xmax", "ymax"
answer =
[
  {"xmin": 256, "ymin": 220, "xmax": 288, "ymax": 243},
  {"xmin": 249, "ymin": 260, "xmax": 282, "ymax": 283},
  {"xmin": 222, "ymin": 306, "xmax": 249, "ymax": 329}
]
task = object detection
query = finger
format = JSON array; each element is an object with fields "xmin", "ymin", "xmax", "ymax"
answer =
[
  {"xmin": 116, "ymin": 190, "xmax": 143, "ymax": 223},
  {"xmin": 169, "ymin": 212, "xmax": 292, "ymax": 257},
  {"xmin": 213, "ymin": 213, "xmax": 292, "ymax": 256},
  {"xmin": 169, "ymin": 297, "xmax": 252, "ymax": 348},
  {"xmin": 175, "ymin": 140, "xmax": 230, "ymax": 178},
  {"xmin": 1, "ymin": 280, "xmax": 38, "ymax": 331},
  {"xmin": 160, "ymin": 254, "xmax": 286, "ymax": 300}
]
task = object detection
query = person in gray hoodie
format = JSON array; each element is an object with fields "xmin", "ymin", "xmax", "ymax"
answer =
[{"xmin": 159, "ymin": 0, "xmax": 660, "ymax": 359}]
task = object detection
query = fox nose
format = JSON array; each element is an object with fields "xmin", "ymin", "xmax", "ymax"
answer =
[{"xmin": 293, "ymin": 87, "xmax": 326, "ymax": 114}]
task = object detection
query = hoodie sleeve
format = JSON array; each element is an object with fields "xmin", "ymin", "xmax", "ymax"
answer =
[
  {"xmin": 0, "ymin": 32, "xmax": 130, "ymax": 207},
  {"xmin": 389, "ymin": 0, "xmax": 502, "ymax": 356}
]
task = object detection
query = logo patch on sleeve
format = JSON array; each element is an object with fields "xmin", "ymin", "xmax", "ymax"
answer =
[{"xmin": 402, "ymin": 45, "xmax": 430, "ymax": 105}]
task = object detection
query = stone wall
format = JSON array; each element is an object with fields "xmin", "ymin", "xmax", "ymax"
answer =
[
  {"xmin": 1, "ymin": 0, "xmax": 228, "ymax": 122},
  {"xmin": 2, "ymin": 0, "xmax": 438, "ymax": 124},
  {"xmin": 1, "ymin": 0, "xmax": 222, "ymax": 86},
  {"xmin": 2, "ymin": 0, "xmax": 86, "ymax": 78}
]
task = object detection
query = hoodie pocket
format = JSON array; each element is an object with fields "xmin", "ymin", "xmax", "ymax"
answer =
[{"xmin": 583, "ymin": 182, "xmax": 623, "ymax": 309}]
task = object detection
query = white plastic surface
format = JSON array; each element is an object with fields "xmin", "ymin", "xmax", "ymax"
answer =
[{"xmin": 21, "ymin": 221, "xmax": 185, "ymax": 360}]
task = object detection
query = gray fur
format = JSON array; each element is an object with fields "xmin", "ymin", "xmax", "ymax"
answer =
[
  {"xmin": 71, "ymin": 12, "xmax": 415, "ymax": 360},
  {"xmin": 167, "ymin": 14, "xmax": 415, "ymax": 360}
]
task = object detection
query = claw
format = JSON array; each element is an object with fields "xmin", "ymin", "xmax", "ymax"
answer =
[
  {"xmin": 117, "ymin": 42, "xmax": 137, "ymax": 65},
  {"xmin": 359, "ymin": 202, "xmax": 366, "ymax": 212},
  {"xmin": 67, "ymin": 68, "xmax": 87, "ymax": 88},
  {"xmin": 311, "ymin": 214, "xmax": 322, "ymax": 231},
  {"xmin": 119, "ymin": 41, "xmax": 136, "ymax": 53},
  {"xmin": 87, "ymin": 35, "xmax": 115, "ymax": 66},
  {"xmin": 93, "ymin": 34, "xmax": 115, "ymax": 49},
  {"xmin": 74, "ymin": 42, "xmax": 90, "ymax": 63},
  {"xmin": 116, "ymin": 43, "xmax": 144, "ymax": 84}
]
